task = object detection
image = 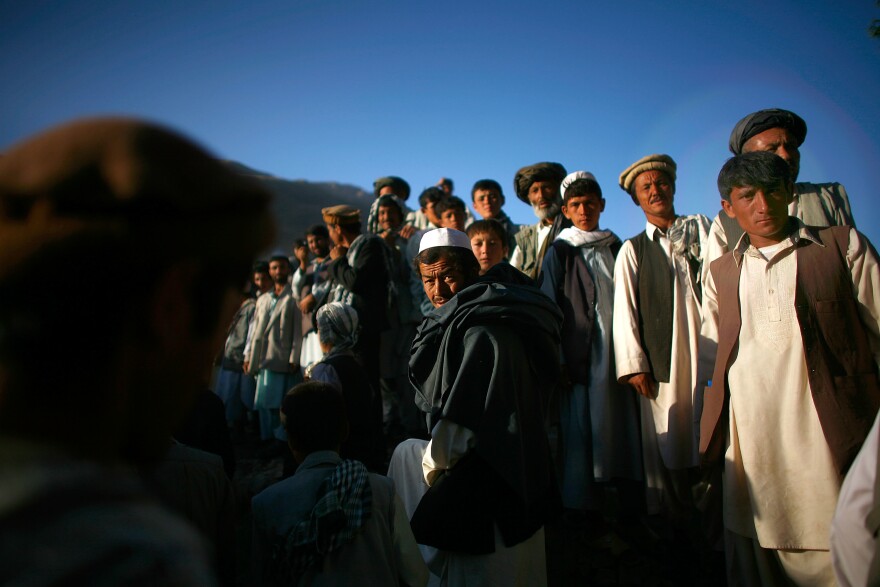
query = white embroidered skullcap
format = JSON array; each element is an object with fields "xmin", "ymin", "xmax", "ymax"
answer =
[
  {"xmin": 418, "ymin": 228, "xmax": 472, "ymax": 253},
  {"xmin": 560, "ymin": 170, "xmax": 597, "ymax": 199}
]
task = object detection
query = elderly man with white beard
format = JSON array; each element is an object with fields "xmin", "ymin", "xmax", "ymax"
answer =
[{"xmin": 508, "ymin": 162, "xmax": 568, "ymax": 280}]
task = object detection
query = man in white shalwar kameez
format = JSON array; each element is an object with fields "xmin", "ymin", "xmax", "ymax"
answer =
[
  {"xmin": 612, "ymin": 154, "xmax": 710, "ymax": 520},
  {"xmin": 700, "ymin": 151, "xmax": 880, "ymax": 586}
]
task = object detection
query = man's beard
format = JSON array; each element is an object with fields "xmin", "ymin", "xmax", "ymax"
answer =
[{"xmin": 533, "ymin": 199, "xmax": 561, "ymax": 221}]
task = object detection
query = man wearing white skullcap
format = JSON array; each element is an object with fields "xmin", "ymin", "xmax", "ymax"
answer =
[{"xmin": 387, "ymin": 228, "xmax": 563, "ymax": 585}]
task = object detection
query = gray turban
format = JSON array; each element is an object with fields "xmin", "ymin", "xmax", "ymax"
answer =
[
  {"xmin": 513, "ymin": 162, "xmax": 567, "ymax": 203},
  {"xmin": 316, "ymin": 302, "xmax": 359, "ymax": 351},
  {"xmin": 728, "ymin": 108, "xmax": 807, "ymax": 154}
]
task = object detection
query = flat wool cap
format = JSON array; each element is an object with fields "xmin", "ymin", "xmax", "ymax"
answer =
[
  {"xmin": 0, "ymin": 116, "xmax": 274, "ymax": 283},
  {"xmin": 728, "ymin": 108, "xmax": 807, "ymax": 154},
  {"xmin": 618, "ymin": 154, "xmax": 677, "ymax": 193},
  {"xmin": 322, "ymin": 204, "xmax": 361, "ymax": 225},
  {"xmin": 418, "ymin": 228, "xmax": 472, "ymax": 253}
]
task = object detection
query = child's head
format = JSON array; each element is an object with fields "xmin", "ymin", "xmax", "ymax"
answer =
[
  {"xmin": 561, "ymin": 177, "xmax": 605, "ymax": 232},
  {"xmin": 282, "ymin": 381, "xmax": 349, "ymax": 461},
  {"xmin": 435, "ymin": 196, "xmax": 467, "ymax": 232},
  {"xmin": 466, "ymin": 219, "xmax": 509, "ymax": 274}
]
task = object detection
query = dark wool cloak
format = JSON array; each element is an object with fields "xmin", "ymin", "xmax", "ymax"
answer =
[{"xmin": 408, "ymin": 271, "xmax": 562, "ymax": 553}]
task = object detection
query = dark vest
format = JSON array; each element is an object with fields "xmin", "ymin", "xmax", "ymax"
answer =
[
  {"xmin": 547, "ymin": 239, "xmax": 620, "ymax": 385},
  {"xmin": 630, "ymin": 231, "xmax": 674, "ymax": 383},
  {"xmin": 700, "ymin": 225, "xmax": 880, "ymax": 475}
]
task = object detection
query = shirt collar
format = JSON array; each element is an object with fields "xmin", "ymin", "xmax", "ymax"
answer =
[
  {"xmin": 296, "ymin": 450, "xmax": 342, "ymax": 472},
  {"xmin": 732, "ymin": 217, "xmax": 824, "ymax": 267}
]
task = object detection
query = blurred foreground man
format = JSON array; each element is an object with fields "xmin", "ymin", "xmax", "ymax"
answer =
[
  {"xmin": 388, "ymin": 228, "xmax": 562, "ymax": 586},
  {"xmin": 700, "ymin": 151, "xmax": 880, "ymax": 586},
  {"xmin": 0, "ymin": 118, "xmax": 273, "ymax": 585}
]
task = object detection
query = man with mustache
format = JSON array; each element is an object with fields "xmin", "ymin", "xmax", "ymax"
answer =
[{"xmin": 612, "ymin": 154, "xmax": 710, "ymax": 544}]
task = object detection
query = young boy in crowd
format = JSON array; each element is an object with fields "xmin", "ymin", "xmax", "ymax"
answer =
[
  {"xmin": 538, "ymin": 172, "xmax": 642, "ymax": 519},
  {"xmin": 251, "ymin": 382, "xmax": 427, "ymax": 586},
  {"xmin": 467, "ymin": 219, "xmax": 510, "ymax": 275}
]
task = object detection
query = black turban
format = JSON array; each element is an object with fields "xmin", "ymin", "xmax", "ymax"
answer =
[
  {"xmin": 513, "ymin": 162, "xmax": 567, "ymax": 203},
  {"xmin": 728, "ymin": 109, "xmax": 807, "ymax": 154},
  {"xmin": 373, "ymin": 175, "xmax": 411, "ymax": 200}
]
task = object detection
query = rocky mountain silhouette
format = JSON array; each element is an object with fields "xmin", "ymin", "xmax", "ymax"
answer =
[{"xmin": 226, "ymin": 161, "xmax": 373, "ymax": 256}]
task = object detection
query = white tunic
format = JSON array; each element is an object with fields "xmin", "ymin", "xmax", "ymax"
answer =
[
  {"xmin": 700, "ymin": 226, "xmax": 880, "ymax": 550},
  {"xmin": 613, "ymin": 219, "xmax": 709, "ymax": 471}
]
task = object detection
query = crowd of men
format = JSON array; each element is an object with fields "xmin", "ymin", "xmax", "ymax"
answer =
[{"xmin": 0, "ymin": 108, "xmax": 878, "ymax": 587}]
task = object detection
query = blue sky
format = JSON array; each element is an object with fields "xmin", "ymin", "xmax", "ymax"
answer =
[{"xmin": 2, "ymin": 0, "xmax": 879, "ymax": 243}]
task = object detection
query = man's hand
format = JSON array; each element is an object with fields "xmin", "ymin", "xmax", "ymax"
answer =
[
  {"xmin": 624, "ymin": 372, "xmax": 657, "ymax": 399},
  {"xmin": 299, "ymin": 293, "xmax": 316, "ymax": 313},
  {"xmin": 330, "ymin": 245, "xmax": 348, "ymax": 260},
  {"xmin": 399, "ymin": 224, "xmax": 416, "ymax": 240},
  {"xmin": 242, "ymin": 360, "xmax": 250, "ymax": 374},
  {"xmin": 294, "ymin": 244, "xmax": 310, "ymax": 269}
]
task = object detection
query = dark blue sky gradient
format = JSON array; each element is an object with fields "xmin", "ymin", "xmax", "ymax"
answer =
[{"xmin": 2, "ymin": 0, "xmax": 878, "ymax": 242}]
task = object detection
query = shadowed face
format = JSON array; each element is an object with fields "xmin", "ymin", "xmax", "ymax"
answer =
[
  {"xmin": 472, "ymin": 188, "xmax": 503, "ymax": 219},
  {"xmin": 378, "ymin": 204, "xmax": 403, "ymax": 231},
  {"xmin": 721, "ymin": 181, "xmax": 794, "ymax": 248},
  {"xmin": 440, "ymin": 207, "xmax": 466, "ymax": 232},
  {"xmin": 419, "ymin": 256, "xmax": 467, "ymax": 308},
  {"xmin": 253, "ymin": 271, "xmax": 272, "ymax": 293},
  {"xmin": 527, "ymin": 181, "xmax": 561, "ymax": 221},
  {"xmin": 469, "ymin": 231, "xmax": 508, "ymax": 274},
  {"xmin": 742, "ymin": 127, "xmax": 801, "ymax": 182},
  {"xmin": 633, "ymin": 170, "xmax": 675, "ymax": 220},
  {"xmin": 307, "ymin": 233, "xmax": 330, "ymax": 256},
  {"xmin": 269, "ymin": 259, "xmax": 290, "ymax": 285}
]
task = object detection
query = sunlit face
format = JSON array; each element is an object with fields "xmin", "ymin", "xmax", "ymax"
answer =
[
  {"xmin": 469, "ymin": 231, "xmax": 508, "ymax": 274},
  {"xmin": 269, "ymin": 259, "xmax": 291, "ymax": 285},
  {"xmin": 378, "ymin": 185, "xmax": 396, "ymax": 197},
  {"xmin": 440, "ymin": 207, "xmax": 466, "ymax": 232},
  {"xmin": 527, "ymin": 181, "xmax": 561, "ymax": 221},
  {"xmin": 721, "ymin": 182, "xmax": 794, "ymax": 248},
  {"xmin": 419, "ymin": 257, "xmax": 467, "ymax": 308},
  {"xmin": 742, "ymin": 127, "xmax": 801, "ymax": 182},
  {"xmin": 562, "ymin": 192, "xmax": 605, "ymax": 232},
  {"xmin": 423, "ymin": 201, "xmax": 442, "ymax": 227},
  {"xmin": 472, "ymin": 188, "xmax": 504, "ymax": 219},
  {"xmin": 378, "ymin": 204, "xmax": 403, "ymax": 231},
  {"xmin": 253, "ymin": 272, "xmax": 272, "ymax": 293},
  {"xmin": 307, "ymin": 233, "xmax": 330, "ymax": 256},
  {"xmin": 633, "ymin": 170, "xmax": 675, "ymax": 220}
]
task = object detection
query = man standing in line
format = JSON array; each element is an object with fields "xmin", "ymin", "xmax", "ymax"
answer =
[
  {"xmin": 245, "ymin": 254, "xmax": 302, "ymax": 442},
  {"xmin": 509, "ymin": 162, "xmax": 568, "ymax": 280},
  {"xmin": 612, "ymin": 154, "xmax": 710, "ymax": 526},
  {"xmin": 322, "ymin": 204, "xmax": 389, "ymax": 418},
  {"xmin": 291, "ymin": 225, "xmax": 332, "ymax": 370},
  {"xmin": 700, "ymin": 151, "xmax": 880, "ymax": 585}
]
